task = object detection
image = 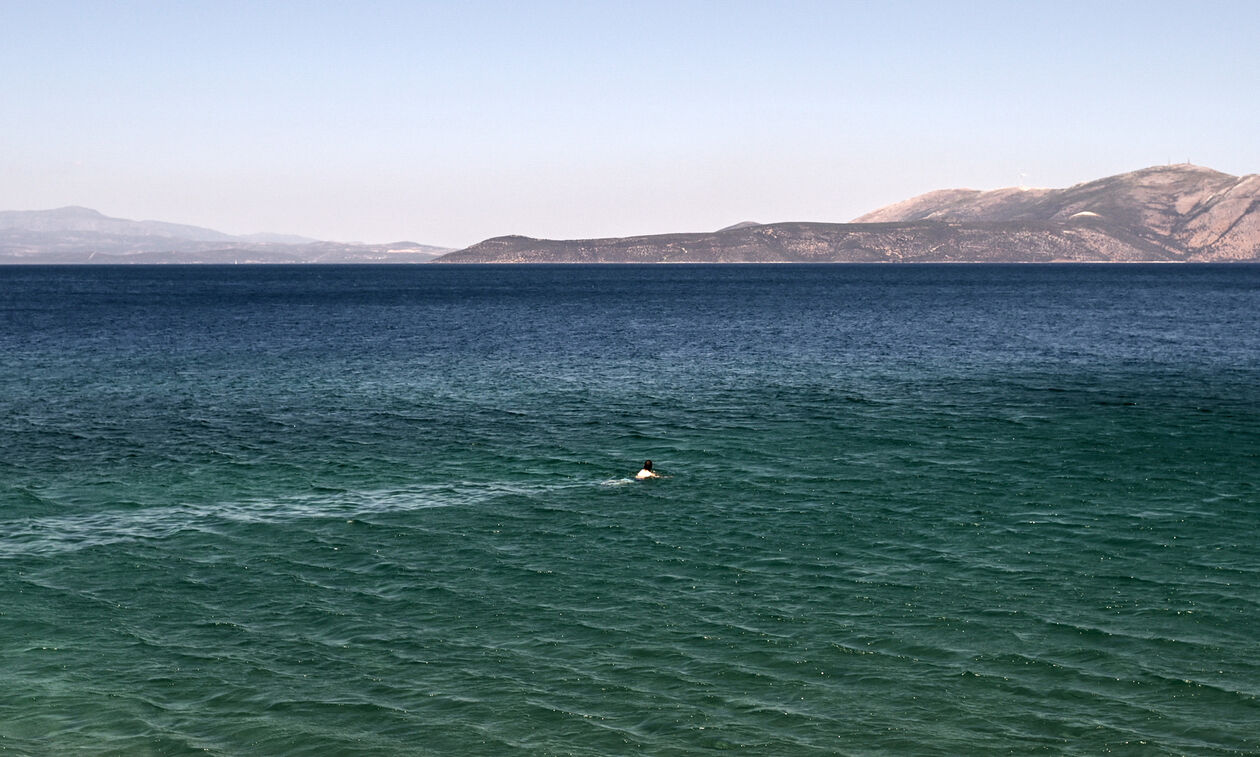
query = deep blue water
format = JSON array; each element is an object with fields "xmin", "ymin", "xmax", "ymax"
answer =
[{"xmin": 1, "ymin": 264, "xmax": 1258, "ymax": 755}]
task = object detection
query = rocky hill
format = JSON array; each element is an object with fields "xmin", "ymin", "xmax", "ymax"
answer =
[
  {"xmin": 854, "ymin": 165, "xmax": 1260, "ymax": 262},
  {"xmin": 0, "ymin": 207, "xmax": 450, "ymax": 263},
  {"xmin": 435, "ymin": 165, "xmax": 1260, "ymax": 263},
  {"xmin": 437, "ymin": 220, "xmax": 1171, "ymax": 264}
]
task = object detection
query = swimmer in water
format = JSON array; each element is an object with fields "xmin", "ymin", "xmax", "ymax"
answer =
[{"xmin": 635, "ymin": 460, "xmax": 659, "ymax": 479}]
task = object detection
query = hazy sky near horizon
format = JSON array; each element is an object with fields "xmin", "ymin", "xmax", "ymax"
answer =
[{"xmin": 3, "ymin": 1, "xmax": 1258, "ymax": 247}]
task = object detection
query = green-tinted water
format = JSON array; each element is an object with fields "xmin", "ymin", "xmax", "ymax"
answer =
[{"xmin": 2, "ymin": 265, "xmax": 1257, "ymax": 754}]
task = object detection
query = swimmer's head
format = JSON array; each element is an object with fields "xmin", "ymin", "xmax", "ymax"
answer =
[{"xmin": 642, "ymin": 460, "xmax": 653, "ymax": 470}]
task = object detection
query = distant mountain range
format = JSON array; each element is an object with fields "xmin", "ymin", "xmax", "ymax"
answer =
[
  {"xmin": 0, "ymin": 207, "xmax": 450, "ymax": 263},
  {"xmin": 435, "ymin": 165, "xmax": 1260, "ymax": 263},
  {"xmin": 10, "ymin": 165, "xmax": 1259, "ymax": 264}
]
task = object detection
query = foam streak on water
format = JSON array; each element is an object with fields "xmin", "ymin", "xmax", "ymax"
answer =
[{"xmin": 1, "ymin": 264, "xmax": 1258, "ymax": 755}]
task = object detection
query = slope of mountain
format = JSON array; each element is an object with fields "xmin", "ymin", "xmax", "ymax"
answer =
[
  {"xmin": 0, "ymin": 207, "xmax": 450, "ymax": 263},
  {"xmin": 435, "ymin": 165, "xmax": 1260, "ymax": 263},
  {"xmin": 853, "ymin": 164, "xmax": 1260, "ymax": 261},
  {"xmin": 0, "ymin": 206, "xmax": 236, "ymax": 241},
  {"xmin": 435, "ymin": 220, "xmax": 1171, "ymax": 264}
]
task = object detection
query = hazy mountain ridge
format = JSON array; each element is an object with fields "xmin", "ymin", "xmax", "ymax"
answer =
[
  {"xmin": 0, "ymin": 206, "xmax": 237, "ymax": 242},
  {"xmin": 0, "ymin": 207, "xmax": 450, "ymax": 263},
  {"xmin": 436, "ymin": 165, "xmax": 1260, "ymax": 263}
]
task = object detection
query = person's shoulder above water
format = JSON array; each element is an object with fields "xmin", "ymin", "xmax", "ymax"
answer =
[{"xmin": 635, "ymin": 460, "xmax": 660, "ymax": 479}]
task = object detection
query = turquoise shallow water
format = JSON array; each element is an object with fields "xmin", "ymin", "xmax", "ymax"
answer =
[{"xmin": 1, "ymin": 264, "xmax": 1258, "ymax": 755}]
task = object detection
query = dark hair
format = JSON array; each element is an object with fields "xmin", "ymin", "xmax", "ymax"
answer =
[{"xmin": 643, "ymin": 460, "xmax": 653, "ymax": 470}]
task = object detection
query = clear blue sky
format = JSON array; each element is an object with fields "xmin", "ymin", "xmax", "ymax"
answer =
[{"xmin": 3, "ymin": 0, "xmax": 1257, "ymax": 247}]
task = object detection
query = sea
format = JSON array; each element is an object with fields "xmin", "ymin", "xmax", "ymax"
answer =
[{"xmin": 1, "ymin": 263, "xmax": 1257, "ymax": 755}]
